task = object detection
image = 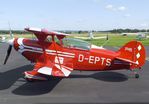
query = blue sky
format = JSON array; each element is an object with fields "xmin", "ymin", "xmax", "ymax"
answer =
[{"xmin": 0, "ymin": 0, "xmax": 148, "ymax": 30}]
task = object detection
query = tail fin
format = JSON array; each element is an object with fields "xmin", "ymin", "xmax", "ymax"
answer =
[{"xmin": 116, "ymin": 40, "xmax": 146, "ymax": 69}]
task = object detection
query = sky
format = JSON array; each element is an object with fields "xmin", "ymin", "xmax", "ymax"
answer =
[{"xmin": 0, "ymin": 0, "xmax": 149, "ymax": 30}]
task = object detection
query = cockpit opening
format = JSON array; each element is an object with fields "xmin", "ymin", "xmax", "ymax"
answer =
[
  {"xmin": 45, "ymin": 35, "xmax": 91, "ymax": 50},
  {"xmin": 62, "ymin": 38, "xmax": 91, "ymax": 50}
]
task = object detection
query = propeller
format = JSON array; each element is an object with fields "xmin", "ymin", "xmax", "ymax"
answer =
[
  {"xmin": 3, "ymin": 45, "xmax": 12, "ymax": 64},
  {"xmin": 3, "ymin": 22, "xmax": 14, "ymax": 65}
]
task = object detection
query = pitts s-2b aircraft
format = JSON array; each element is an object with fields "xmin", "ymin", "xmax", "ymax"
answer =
[{"xmin": 3, "ymin": 27, "xmax": 146, "ymax": 81}]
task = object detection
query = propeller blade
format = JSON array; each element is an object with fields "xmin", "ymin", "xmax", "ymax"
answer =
[
  {"xmin": 8, "ymin": 21, "xmax": 14, "ymax": 39},
  {"xmin": 4, "ymin": 45, "xmax": 12, "ymax": 64}
]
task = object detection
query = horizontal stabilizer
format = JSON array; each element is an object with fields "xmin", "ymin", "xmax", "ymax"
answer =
[{"xmin": 116, "ymin": 57, "xmax": 138, "ymax": 65}]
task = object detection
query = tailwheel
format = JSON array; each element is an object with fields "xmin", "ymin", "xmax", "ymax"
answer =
[
  {"xmin": 132, "ymin": 69, "xmax": 140, "ymax": 79},
  {"xmin": 135, "ymin": 74, "xmax": 139, "ymax": 79}
]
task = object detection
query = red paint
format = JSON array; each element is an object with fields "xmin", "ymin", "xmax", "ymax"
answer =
[{"xmin": 12, "ymin": 28, "xmax": 146, "ymax": 80}]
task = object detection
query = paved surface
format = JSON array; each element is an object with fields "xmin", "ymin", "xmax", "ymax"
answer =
[{"xmin": 0, "ymin": 44, "xmax": 149, "ymax": 104}]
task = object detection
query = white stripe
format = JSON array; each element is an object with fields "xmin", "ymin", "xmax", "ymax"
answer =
[
  {"xmin": 29, "ymin": 27, "xmax": 42, "ymax": 32},
  {"xmin": 38, "ymin": 67, "xmax": 52, "ymax": 75},
  {"xmin": 46, "ymin": 52, "xmax": 74, "ymax": 58},
  {"xmin": 18, "ymin": 38, "xmax": 75, "ymax": 55},
  {"xmin": 55, "ymin": 64, "xmax": 61, "ymax": 69},
  {"xmin": 136, "ymin": 53, "xmax": 140, "ymax": 59},
  {"xmin": 136, "ymin": 61, "xmax": 139, "ymax": 65},
  {"xmin": 46, "ymin": 50, "xmax": 75, "ymax": 56},
  {"xmin": 57, "ymin": 51, "xmax": 75, "ymax": 55},
  {"xmin": 55, "ymin": 64, "xmax": 71, "ymax": 76},
  {"xmin": 18, "ymin": 38, "xmax": 43, "ymax": 51},
  {"xmin": 46, "ymin": 49, "xmax": 56, "ymax": 53},
  {"xmin": 20, "ymin": 48, "xmax": 75, "ymax": 58},
  {"xmin": 17, "ymin": 38, "xmax": 75, "ymax": 58},
  {"xmin": 138, "ymin": 45, "xmax": 142, "ymax": 51},
  {"xmin": 57, "ymin": 54, "xmax": 75, "ymax": 58},
  {"xmin": 61, "ymin": 67, "xmax": 71, "ymax": 76},
  {"xmin": 46, "ymin": 50, "xmax": 75, "ymax": 57},
  {"xmin": 19, "ymin": 49, "xmax": 43, "ymax": 54},
  {"xmin": 18, "ymin": 38, "xmax": 24, "ymax": 46}
]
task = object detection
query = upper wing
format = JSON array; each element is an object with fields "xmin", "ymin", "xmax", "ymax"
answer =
[{"xmin": 25, "ymin": 27, "xmax": 70, "ymax": 41}]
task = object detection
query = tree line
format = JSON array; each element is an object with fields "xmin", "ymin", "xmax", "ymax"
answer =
[
  {"xmin": 108, "ymin": 29, "xmax": 149, "ymax": 33},
  {"xmin": 0, "ymin": 30, "xmax": 30, "ymax": 34},
  {"xmin": 0, "ymin": 29, "xmax": 148, "ymax": 34}
]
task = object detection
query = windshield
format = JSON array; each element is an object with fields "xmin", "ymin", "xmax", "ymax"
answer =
[{"xmin": 62, "ymin": 38, "xmax": 91, "ymax": 50}]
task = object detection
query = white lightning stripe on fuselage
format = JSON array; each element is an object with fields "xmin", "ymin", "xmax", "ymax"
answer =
[
  {"xmin": 20, "ymin": 49, "xmax": 75, "ymax": 58},
  {"xmin": 17, "ymin": 38, "xmax": 75, "ymax": 58},
  {"xmin": 19, "ymin": 49, "xmax": 43, "ymax": 54},
  {"xmin": 19, "ymin": 48, "xmax": 75, "ymax": 58},
  {"xmin": 46, "ymin": 49, "xmax": 56, "ymax": 53},
  {"xmin": 57, "ymin": 51, "xmax": 75, "ymax": 56},
  {"xmin": 18, "ymin": 38, "xmax": 43, "ymax": 51},
  {"xmin": 57, "ymin": 54, "xmax": 74, "ymax": 58}
]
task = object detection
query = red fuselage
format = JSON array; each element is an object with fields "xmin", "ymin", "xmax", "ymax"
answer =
[{"xmin": 13, "ymin": 38, "xmax": 130, "ymax": 71}]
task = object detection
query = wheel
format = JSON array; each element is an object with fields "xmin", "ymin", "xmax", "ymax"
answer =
[{"xmin": 135, "ymin": 74, "xmax": 139, "ymax": 78}]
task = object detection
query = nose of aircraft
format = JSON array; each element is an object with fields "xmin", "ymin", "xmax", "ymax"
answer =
[{"xmin": 7, "ymin": 38, "xmax": 15, "ymax": 46}]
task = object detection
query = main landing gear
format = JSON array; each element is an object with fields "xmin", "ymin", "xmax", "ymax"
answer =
[{"xmin": 24, "ymin": 71, "xmax": 47, "ymax": 82}]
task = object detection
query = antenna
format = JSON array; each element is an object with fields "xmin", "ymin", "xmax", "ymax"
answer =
[{"xmin": 101, "ymin": 33, "xmax": 110, "ymax": 47}]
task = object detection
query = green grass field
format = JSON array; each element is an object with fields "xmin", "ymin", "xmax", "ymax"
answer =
[
  {"xmin": 2, "ymin": 33, "xmax": 149, "ymax": 46},
  {"xmin": 85, "ymin": 35, "xmax": 148, "ymax": 46},
  {"xmin": 71, "ymin": 33, "xmax": 149, "ymax": 46}
]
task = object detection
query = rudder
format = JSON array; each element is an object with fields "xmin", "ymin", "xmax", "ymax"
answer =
[{"xmin": 117, "ymin": 40, "xmax": 146, "ymax": 69}]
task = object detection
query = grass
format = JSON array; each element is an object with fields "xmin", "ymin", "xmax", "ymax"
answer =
[
  {"xmin": 1, "ymin": 33, "xmax": 149, "ymax": 46},
  {"xmin": 71, "ymin": 33, "xmax": 149, "ymax": 46},
  {"xmin": 86, "ymin": 35, "xmax": 136, "ymax": 46},
  {"xmin": 2, "ymin": 34, "xmax": 36, "ymax": 39}
]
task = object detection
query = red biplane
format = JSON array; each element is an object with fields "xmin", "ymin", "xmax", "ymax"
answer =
[{"xmin": 3, "ymin": 27, "xmax": 146, "ymax": 81}]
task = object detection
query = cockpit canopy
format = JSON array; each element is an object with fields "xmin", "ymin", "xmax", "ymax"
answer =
[
  {"xmin": 62, "ymin": 38, "xmax": 91, "ymax": 50},
  {"xmin": 46, "ymin": 36, "xmax": 91, "ymax": 50}
]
